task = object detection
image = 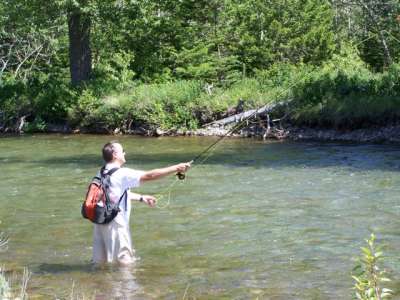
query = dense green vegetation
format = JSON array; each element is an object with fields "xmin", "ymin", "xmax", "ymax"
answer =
[{"xmin": 1, "ymin": 0, "xmax": 399, "ymax": 133}]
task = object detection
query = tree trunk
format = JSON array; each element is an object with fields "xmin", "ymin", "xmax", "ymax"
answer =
[
  {"xmin": 68, "ymin": 9, "xmax": 92, "ymax": 86},
  {"xmin": 377, "ymin": 29, "xmax": 393, "ymax": 67}
]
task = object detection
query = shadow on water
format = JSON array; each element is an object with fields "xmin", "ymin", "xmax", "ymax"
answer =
[
  {"xmin": 1, "ymin": 141, "xmax": 400, "ymax": 172},
  {"xmin": 34, "ymin": 263, "xmax": 95, "ymax": 275},
  {"xmin": 34, "ymin": 262, "xmax": 137, "ymax": 275}
]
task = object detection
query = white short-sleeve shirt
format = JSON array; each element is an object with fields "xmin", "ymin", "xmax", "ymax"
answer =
[{"xmin": 104, "ymin": 163, "xmax": 144, "ymax": 225}]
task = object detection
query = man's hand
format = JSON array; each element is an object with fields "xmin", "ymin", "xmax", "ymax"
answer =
[
  {"xmin": 142, "ymin": 195, "xmax": 157, "ymax": 207},
  {"xmin": 176, "ymin": 161, "xmax": 191, "ymax": 173}
]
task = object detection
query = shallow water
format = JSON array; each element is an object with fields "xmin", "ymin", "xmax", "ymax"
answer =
[{"xmin": 0, "ymin": 134, "xmax": 399, "ymax": 299}]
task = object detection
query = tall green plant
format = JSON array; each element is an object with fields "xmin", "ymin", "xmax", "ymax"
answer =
[{"xmin": 352, "ymin": 233, "xmax": 393, "ymax": 300}]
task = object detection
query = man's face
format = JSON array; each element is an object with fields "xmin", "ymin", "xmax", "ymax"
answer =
[{"xmin": 112, "ymin": 143, "xmax": 126, "ymax": 165}]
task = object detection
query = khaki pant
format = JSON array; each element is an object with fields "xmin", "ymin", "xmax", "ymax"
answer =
[{"xmin": 92, "ymin": 219, "xmax": 135, "ymax": 265}]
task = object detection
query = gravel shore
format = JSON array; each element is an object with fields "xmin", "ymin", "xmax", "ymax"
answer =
[
  {"xmin": 4, "ymin": 122, "xmax": 400, "ymax": 144},
  {"xmin": 181, "ymin": 123, "xmax": 400, "ymax": 143}
]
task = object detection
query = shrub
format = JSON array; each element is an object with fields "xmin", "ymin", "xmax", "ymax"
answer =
[{"xmin": 288, "ymin": 46, "xmax": 400, "ymax": 128}]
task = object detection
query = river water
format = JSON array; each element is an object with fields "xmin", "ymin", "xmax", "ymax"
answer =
[{"xmin": 0, "ymin": 134, "xmax": 399, "ymax": 299}]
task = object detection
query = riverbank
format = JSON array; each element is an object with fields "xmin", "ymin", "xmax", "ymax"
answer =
[
  {"xmin": 3, "ymin": 56, "xmax": 400, "ymax": 144},
  {"xmin": 2, "ymin": 59, "xmax": 400, "ymax": 143},
  {"xmin": 3, "ymin": 122, "xmax": 400, "ymax": 144},
  {"xmin": 188, "ymin": 123, "xmax": 400, "ymax": 143}
]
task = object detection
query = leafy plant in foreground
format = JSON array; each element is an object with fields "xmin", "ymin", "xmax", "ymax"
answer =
[{"xmin": 352, "ymin": 233, "xmax": 393, "ymax": 300}]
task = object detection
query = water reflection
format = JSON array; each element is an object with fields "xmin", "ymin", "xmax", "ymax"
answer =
[
  {"xmin": 35, "ymin": 263, "xmax": 144, "ymax": 299},
  {"xmin": 94, "ymin": 265, "xmax": 143, "ymax": 300}
]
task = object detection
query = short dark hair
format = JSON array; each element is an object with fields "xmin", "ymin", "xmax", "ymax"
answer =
[{"xmin": 102, "ymin": 141, "xmax": 118, "ymax": 163}]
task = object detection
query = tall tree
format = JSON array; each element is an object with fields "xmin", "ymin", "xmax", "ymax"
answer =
[{"xmin": 67, "ymin": 4, "xmax": 92, "ymax": 86}]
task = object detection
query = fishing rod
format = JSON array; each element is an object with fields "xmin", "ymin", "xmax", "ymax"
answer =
[
  {"xmin": 156, "ymin": 106, "xmax": 269, "ymax": 206},
  {"xmin": 157, "ymin": 103, "xmax": 280, "ymax": 207},
  {"xmin": 176, "ymin": 107, "xmax": 266, "ymax": 180},
  {"xmin": 156, "ymin": 73, "xmax": 310, "ymax": 207},
  {"xmin": 175, "ymin": 83, "xmax": 302, "ymax": 180}
]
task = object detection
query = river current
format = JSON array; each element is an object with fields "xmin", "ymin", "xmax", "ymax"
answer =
[{"xmin": 0, "ymin": 134, "xmax": 399, "ymax": 299}]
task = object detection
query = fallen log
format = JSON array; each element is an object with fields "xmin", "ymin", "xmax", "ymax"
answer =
[{"xmin": 205, "ymin": 100, "xmax": 291, "ymax": 127}]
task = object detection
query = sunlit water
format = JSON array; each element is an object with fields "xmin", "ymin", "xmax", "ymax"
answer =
[{"xmin": 0, "ymin": 134, "xmax": 399, "ymax": 299}]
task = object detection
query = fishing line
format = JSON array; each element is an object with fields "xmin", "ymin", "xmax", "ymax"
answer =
[
  {"xmin": 154, "ymin": 72, "xmax": 312, "ymax": 207},
  {"xmin": 154, "ymin": 121, "xmax": 250, "ymax": 208}
]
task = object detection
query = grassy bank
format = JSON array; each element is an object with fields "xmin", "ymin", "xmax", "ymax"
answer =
[{"xmin": 1, "ymin": 49, "xmax": 400, "ymax": 134}]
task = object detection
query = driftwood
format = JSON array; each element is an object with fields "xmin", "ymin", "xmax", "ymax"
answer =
[
  {"xmin": 16, "ymin": 115, "xmax": 27, "ymax": 134},
  {"xmin": 206, "ymin": 100, "xmax": 290, "ymax": 127}
]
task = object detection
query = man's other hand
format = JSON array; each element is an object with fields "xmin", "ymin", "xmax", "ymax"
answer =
[{"xmin": 142, "ymin": 195, "xmax": 157, "ymax": 207}]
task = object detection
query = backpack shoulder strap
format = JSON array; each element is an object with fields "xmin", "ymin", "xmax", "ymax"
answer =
[
  {"xmin": 119, "ymin": 189, "xmax": 128, "ymax": 211},
  {"xmin": 99, "ymin": 167, "xmax": 126, "ymax": 208},
  {"xmin": 100, "ymin": 166, "xmax": 120, "ymax": 178}
]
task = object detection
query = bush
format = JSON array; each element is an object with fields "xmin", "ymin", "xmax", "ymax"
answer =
[
  {"xmin": 288, "ymin": 46, "xmax": 400, "ymax": 128},
  {"xmin": 67, "ymin": 80, "xmax": 204, "ymax": 131},
  {"xmin": 0, "ymin": 67, "xmax": 76, "ymax": 131},
  {"xmin": 23, "ymin": 116, "xmax": 47, "ymax": 133},
  {"xmin": 90, "ymin": 51, "xmax": 135, "ymax": 94},
  {"xmin": 0, "ymin": 78, "xmax": 33, "ymax": 129}
]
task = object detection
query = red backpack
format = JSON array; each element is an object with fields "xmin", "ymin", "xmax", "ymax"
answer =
[{"xmin": 81, "ymin": 167, "xmax": 127, "ymax": 224}]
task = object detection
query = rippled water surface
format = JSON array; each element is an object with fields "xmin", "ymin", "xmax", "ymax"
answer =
[{"xmin": 0, "ymin": 134, "xmax": 400, "ymax": 299}]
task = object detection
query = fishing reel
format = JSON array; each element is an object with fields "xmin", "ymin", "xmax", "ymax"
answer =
[
  {"xmin": 176, "ymin": 172, "xmax": 186, "ymax": 180},
  {"xmin": 176, "ymin": 160, "xmax": 193, "ymax": 180}
]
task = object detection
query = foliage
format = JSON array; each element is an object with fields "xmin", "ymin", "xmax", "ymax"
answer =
[
  {"xmin": 67, "ymin": 80, "xmax": 204, "ymax": 131},
  {"xmin": 331, "ymin": 0, "xmax": 400, "ymax": 71},
  {"xmin": 174, "ymin": 43, "xmax": 242, "ymax": 85},
  {"xmin": 224, "ymin": 0, "xmax": 335, "ymax": 71},
  {"xmin": 2, "ymin": 53, "xmax": 400, "ymax": 133},
  {"xmin": 23, "ymin": 117, "xmax": 47, "ymax": 133},
  {"xmin": 1, "ymin": 0, "xmax": 400, "ymax": 132},
  {"xmin": 288, "ymin": 46, "xmax": 400, "ymax": 128},
  {"xmin": 352, "ymin": 234, "xmax": 393, "ymax": 300}
]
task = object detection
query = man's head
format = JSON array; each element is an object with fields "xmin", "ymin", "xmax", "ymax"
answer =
[{"xmin": 102, "ymin": 141, "xmax": 126, "ymax": 165}]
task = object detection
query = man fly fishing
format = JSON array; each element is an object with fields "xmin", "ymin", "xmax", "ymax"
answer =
[
  {"xmin": 86, "ymin": 141, "xmax": 191, "ymax": 265},
  {"xmin": 84, "ymin": 102, "xmax": 278, "ymax": 265}
]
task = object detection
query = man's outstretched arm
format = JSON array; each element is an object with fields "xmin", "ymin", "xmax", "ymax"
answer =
[{"xmin": 139, "ymin": 162, "xmax": 191, "ymax": 184}]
